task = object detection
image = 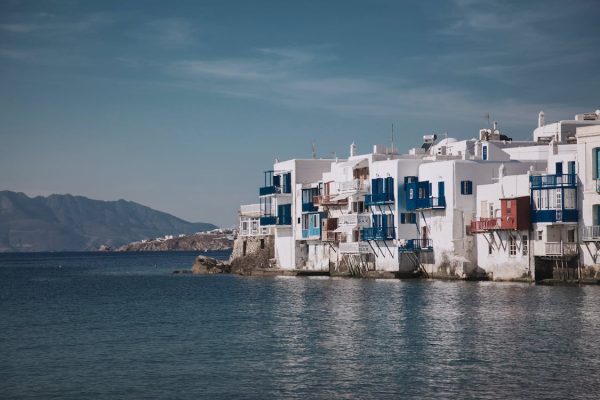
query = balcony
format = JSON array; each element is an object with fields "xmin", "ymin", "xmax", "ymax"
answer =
[
  {"xmin": 240, "ymin": 203, "xmax": 261, "ymax": 217},
  {"xmin": 322, "ymin": 231, "xmax": 341, "ymax": 242},
  {"xmin": 338, "ymin": 179, "xmax": 369, "ymax": 192},
  {"xmin": 313, "ymin": 194, "xmax": 349, "ymax": 206},
  {"xmin": 410, "ymin": 196, "xmax": 446, "ymax": 210},
  {"xmin": 531, "ymin": 209, "xmax": 578, "ymax": 223},
  {"xmin": 302, "ymin": 226, "xmax": 321, "ymax": 239},
  {"xmin": 339, "ymin": 242, "xmax": 371, "ymax": 254},
  {"xmin": 302, "ymin": 202, "xmax": 318, "ymax": 212},
  {"xmin": 361, "ymin": 227, "xmax": 396, "ymax": 241},
  {"xmin": 337, "ymin": 213, "xmax": 371, "ymax": 228},
  {"xmin": 259, "ymin": 216, "xmax": 277, "ymax": 226},
  {"xmin": 365, "ymin": 192, "xmax": 394, "ymax": 206},
  {"xmin": 530, "ymin": 173, "xmax": 576, "ymax": 189},
  {"xmin": 398, "ymin": 239, "xmax": 433, "ymax": 252},
  {"xmin": 583, "ymin": 226, "xmax": 600, "ymax": 241},
  {"xmin": 539, "ymin": 242, "xmax": 578, "ymax": 257},
  {"xmin": 470, "ymin": 218, "xmax": 501, "ymax": 233}
]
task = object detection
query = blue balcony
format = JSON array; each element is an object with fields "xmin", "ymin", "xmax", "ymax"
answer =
[
  {"xmin": 277, "ymin": 215, "xmax": 291, "ymax": 225},
  {"xmin": 302, "ymin": 226, "xmax": 321, "ymax": 239},
  {"xmin": 302, "ymin": 202, "xmax": 318, "ymax": 212},
  {"xmin": 407, "ymin": 196, "xmax": 446, "ymax": 211},
  {"xmin": 361, "ymin": 227, "xmax": 396, "ymax": 241},
  {"xmin": 259, "ymin": 186, "xmax": 278, "ymax": 196},
  {"xmin": 365, "ymin": 192, "xmax": 395, "ymax": 206},
  {"xmin": 530, "ymin": 174, "xmax": 576, "ymax": 189},
  {"xmin": 531, "ymin": 209, "xmax": 578, "ymax": 223},
  {"xmin": 398, "ymin": 239, "xmax": 433, "ymax": 253},
  {"xmin": 259, "ymin": 216, "xmax": 277, "ymax": 226}
]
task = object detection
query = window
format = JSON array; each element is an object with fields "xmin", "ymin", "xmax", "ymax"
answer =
[
  {"xmin": 522, "ymin": 235, "xmax": 528, "ymax": 256},
  {"xmin": 555, "ymin": 162, "xmax": 563, "ymax": 176},
  {"xmin": 460, "ymin": 180, "xmax": 473, "ymax": 195},
  {"xmin": 418, "ymin": 188, "xmax": 425, "ymax": 199},
  {"xmin": 568, "ymin": 161, "xmax": 576, "ymax": 175},
  {"xmin": 260, "ymin": 239, "xmax": 265, "ymax": 249},
  {"xmin": 564, "ymin": 189, "xmax": 575, "ymax": 209},
  {"xmin": 509, "ymin": 237, "xmax": 516, "ymax": 256},
  {"xmin": 568, "ymin": 229, "xmax": 575, "ymax": 243},
  {"xmin": 594, "ymin": 147, "xmax": 600, "ymax": 179},
  {"xmin": 488, "ymin": 243, "xmax": 493, "ymax": 255},
  {"xmin": 482, "ymin": 145, "xmax": 488, "ymax": 160},
  {"xmin": 409, "ymin": 188, "xmax": 414, "ymax": 199},
  {"xmin": 400, "ymin": 213, "xmax": 416, "ymax": 224},
  {"xmin": 537, "ymin": 230, "xmax": 543, "ymax": 240},
  {"xmin": 352, "ymin": 201, "xmax": 365, "ymax": 213}
]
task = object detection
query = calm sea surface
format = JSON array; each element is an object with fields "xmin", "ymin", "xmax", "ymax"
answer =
[{"xmin": 1, "ymin": 251, "xmax": 599, "ymax": 399}]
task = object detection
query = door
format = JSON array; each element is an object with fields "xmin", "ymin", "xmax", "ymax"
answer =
[{"xmin": 555, "ymin": 162, "xmax": 563, "ymax": 176}]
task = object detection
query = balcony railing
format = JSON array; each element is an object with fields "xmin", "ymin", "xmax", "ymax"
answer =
[
  {"xmin": 240, "ymin": 203, "xmax": 261, "ymax": 217},
  {"xmin": 415, "ymin": 196, "xmax": 446, "ymax": 210},
  {"xmin": 531, "ymin": 209, "xmax": 578, "ymax": 223},
  {"xmin": 322, "ymin": 231, "xmax": 340, "ymax": 242},
  {"xmin": 470, "ymin": 217, "xmax": 502, "ymax": 233},
  {"xmin": 339, "ymin": 242, "xmax": 371, "ymax": 254},
  {"xmin": 302, "ymin": 227, "xmax": 321, "ymax": 239},
  {"xmin": 365, "ymin": 192, "xmax": 394, "ymax": 206},
  {"xmin": 337, "ymin": 213, "xmax": 371, "ymax": 228},
  {"xmin": 302, "ymin": 202, "xmax": 318, "ymax": 212},
  {"xmin": 361, "ymin": 227, "xmax": 396, "ymax": 241},
  {"xmin": 338, "ymin": 179, "xmax": 369, "ymax": 192},
  {"xmin": 313, "ymin": 194, "xmax": 349, "ymax": 206},
  {"xmin": 398, "ymin": 239, "xmax": 433, "ymax": 252},
  {"xmin": 259, "ymin": 216, "xmax": 277, "ymax": 226},
  {"xmin": 544, "ymin": 242, "xmax": 578, "ymax": 257},
  {"xmin": 530, "ymin": 173, "xmax": 576, "ymax": 189},
  {"xmin": 277, "ymin": 215, "xmax": 292, "ymax": 226},
  {"xmin": 583, "ymin": 225, "xmax": 600, "ymax": 241}
]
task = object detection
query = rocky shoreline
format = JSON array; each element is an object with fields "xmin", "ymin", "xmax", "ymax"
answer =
[{"xmin": 118, "ymin": 232, "xmax": 233, "ymax": 252}]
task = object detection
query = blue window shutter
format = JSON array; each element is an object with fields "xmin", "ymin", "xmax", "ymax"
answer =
[
  {"xmin": 401, "ymin": 213, "xmax": 405, "ymax": 224},
  {"xmin": 595, "ymin": 148, "xmax": 600, "ymax": 179},
  {"xmin": 438, "ymin": 181, "xmax": 445, "ymax": 198},
  {"xmin": 555, "ymin": 162, "xmax": 563, "ymax": 176},
  {"xmin": 460, "ymin": 181, "xmax": 465, "ymax": 195},
  {"xmin": 468, "ymin": 181, "xmax": 473, "ymax": 194},
  {"xmin": 372, "ymin": 179, "xmax": 379, "ymax": 194},
  {"xmin": 482, "ymin": 145, "xmax": 488, "ymax": 160}
]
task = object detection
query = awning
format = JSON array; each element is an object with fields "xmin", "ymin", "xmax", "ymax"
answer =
[{"xmin": 330, "ymin": 192, "xmax": 352, "ymax": 201}]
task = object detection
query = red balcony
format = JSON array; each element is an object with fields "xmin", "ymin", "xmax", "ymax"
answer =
[{"xmin": 470, "ymin": 217, "xmax": 501, "ymax": 233}]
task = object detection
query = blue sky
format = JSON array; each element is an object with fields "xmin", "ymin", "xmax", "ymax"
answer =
[{"xmin": 1, "ymin": 0, "xmax": 599, "ymax": 227}]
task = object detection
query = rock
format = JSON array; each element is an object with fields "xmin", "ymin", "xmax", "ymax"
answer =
[
  {"xmin": 98, "ymin": 244, "xmax": 112, "ymax": 251},
  {"xmin": 191, "ymin": 255, "xmax": 230, "ymax": 274}
]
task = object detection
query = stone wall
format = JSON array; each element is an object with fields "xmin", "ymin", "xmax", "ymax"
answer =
[{"xmin": 229, "ymin": 235, "xmax": 275, "ymax": 272}]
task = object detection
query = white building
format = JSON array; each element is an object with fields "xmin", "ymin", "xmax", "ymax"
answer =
[{"xmin": 237, "ymin": 109, "xmax": 600, "ymax": 281}]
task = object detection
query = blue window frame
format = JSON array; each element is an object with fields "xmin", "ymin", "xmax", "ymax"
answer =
[{"xmin": 460, "ymin": 180, "xmax": 473, "ymax": 195}]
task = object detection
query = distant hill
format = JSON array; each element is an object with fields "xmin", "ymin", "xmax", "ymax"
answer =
[{"xmin": 0, "ymin": 191, "xmax": 218, "ymax": 252}]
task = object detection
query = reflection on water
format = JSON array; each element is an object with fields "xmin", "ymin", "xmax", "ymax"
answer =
[{"xmin": 1, "ymin": 252, "xmax": 600, "ymax": 399}]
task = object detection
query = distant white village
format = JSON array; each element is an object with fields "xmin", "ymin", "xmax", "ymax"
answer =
[{"xmin": 237, "ymin": 109, "xmax": 600, "ymax": 281}]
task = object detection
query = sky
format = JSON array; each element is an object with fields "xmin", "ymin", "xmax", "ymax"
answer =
[{"xmin": 1, "ymin": 0, "xmax": 599, "ymax": 227}]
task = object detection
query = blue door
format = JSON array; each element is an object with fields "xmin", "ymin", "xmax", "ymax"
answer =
[{"xmin": 438, "ymin": 181, "xmax": 445, "ymax": 199}]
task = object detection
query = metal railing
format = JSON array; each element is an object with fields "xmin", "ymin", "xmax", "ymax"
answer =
[
  {"xmin": 365, "ymin": 192, "xmax": 394, "ymax": 206},
  {"xmin": 416, "ymin": 196, "xmax": 446, "ymax": 209},
  {"xmin": 398, "ymin": 238, "xmax": 433, "ymax": 252},
  {"xmin": 530, "ymin": 173, "xmax": 576, "ymax": 188},
  {"xmin": 583, "ymin": 225, "xmax": 600, "ymax": 241},
  {"xmin": 313, "ymin": 194, "xmax": 349, "ymax": 206},
  {"xmin": 361, "ymin": 226, "xmax": 396, "ymax": 241},
  {"xmin": 470, "ymin": 217, "xmax": 501, "ymax": 232}
]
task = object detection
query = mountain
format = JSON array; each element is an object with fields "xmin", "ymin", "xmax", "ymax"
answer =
[{"xmin": 0, "ymin": 191, "xmax": 218, "ymax": 252}]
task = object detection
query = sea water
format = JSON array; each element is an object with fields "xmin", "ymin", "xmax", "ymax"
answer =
[{"xmin": 1, "ymin": 251, "xmax": 599, "ymax": 399}]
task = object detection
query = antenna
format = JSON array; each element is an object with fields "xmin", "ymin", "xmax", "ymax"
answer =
[
  {"xmin": 391, "ymin": 123, "xmax": 394, "ymax": 154},
  {"xmin": 311, "ymin": 142, "xmax": 316, "ymax": 159},
  {"xmin": 484, "ymin": 112, "xmax": 491, "ymax": 128}
]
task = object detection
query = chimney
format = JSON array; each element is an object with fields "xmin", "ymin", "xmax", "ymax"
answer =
[
  {"xmin": 350, "ymin": 142, "xmax": 357, "ymax": 157},
  {"xmin": 538, "ymin": 111, "xmax": 545, "ymax": 128}
]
